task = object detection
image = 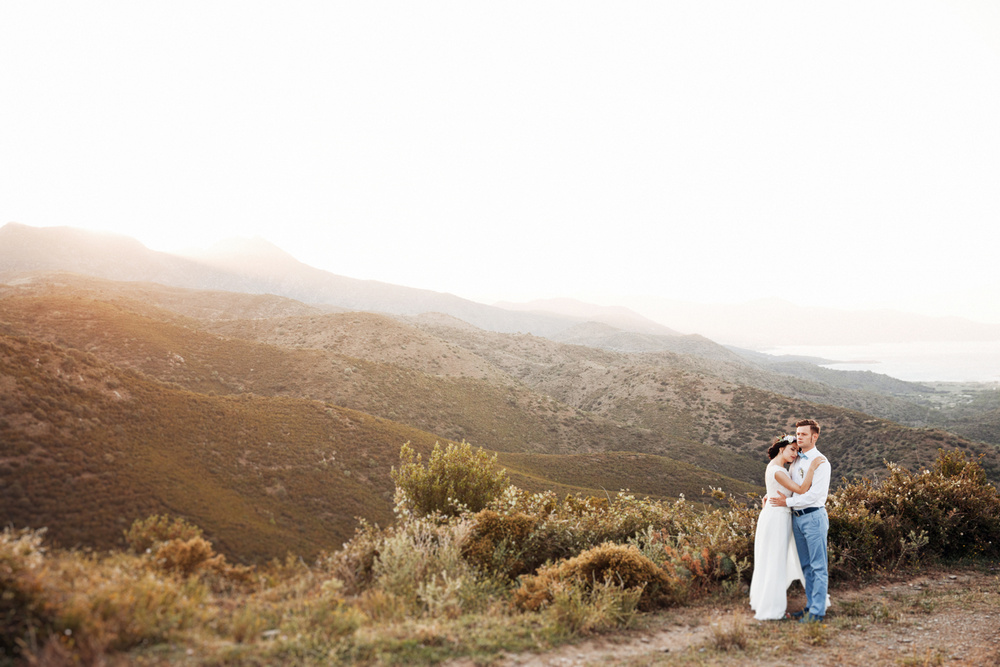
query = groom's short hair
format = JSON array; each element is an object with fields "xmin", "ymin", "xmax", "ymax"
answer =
[{"xmin": 795, "ymin": 419, "xmax": 820, "ymax": 435}]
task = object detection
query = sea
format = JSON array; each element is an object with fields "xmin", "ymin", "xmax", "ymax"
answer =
[{"xmin": 763, "ymin": 340, "xmax": 1000, "ymax": 384}]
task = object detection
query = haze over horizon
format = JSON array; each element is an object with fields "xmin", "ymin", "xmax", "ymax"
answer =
[{"xmin": 3, "ymin": 2, "xmax": 1000, "ymax": 325}]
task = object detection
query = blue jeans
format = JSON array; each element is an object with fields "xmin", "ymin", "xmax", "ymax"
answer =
[{"xmin": 792, "ymin": 508, "xmax": 829, "ymax": 617}]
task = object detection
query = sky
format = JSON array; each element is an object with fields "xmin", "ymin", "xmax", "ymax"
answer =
[{"xmin": 3, "ymin": 1, "xmax": 1000, "ymax": 325}]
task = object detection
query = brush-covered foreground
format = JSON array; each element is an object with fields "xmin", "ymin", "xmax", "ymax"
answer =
[{"xmin": 3, "ymin": 448, "xmax": 999, "ymax": 666}]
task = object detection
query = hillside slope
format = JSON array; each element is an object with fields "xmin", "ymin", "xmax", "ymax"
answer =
[
  {"xmin": 0, "ymin": 332, "xmax": 413, "ymax": 560},
  {"xmin": 5, "ymin": 274, "xmax": 994, "ymax": 486},
  {"xmin": 0, "ymin": 331, "xmax": 760, "ymax": 560},
  {"xmin": 406, "ymin": 316, "xmax": 1000, "ymax": 482}
]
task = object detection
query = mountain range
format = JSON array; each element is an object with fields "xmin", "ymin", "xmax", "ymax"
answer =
[
  {"xmin": 1, "ymin": 222, "xmax": 998, "ymax": 562},
  {"xmin": 0, "ymin": 222, "xmax": 673, "ymax": 337},
  {"xmin": 6, "ymin": 222, "xmax": 999, "ymax": 349}
]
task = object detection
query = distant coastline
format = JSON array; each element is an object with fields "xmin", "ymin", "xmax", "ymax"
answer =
[{"xmin": 762, "ymin": 340, "xmax": 1000, "ymax": 384}]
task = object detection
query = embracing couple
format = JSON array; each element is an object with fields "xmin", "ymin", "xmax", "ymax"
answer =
[{"xmin": 749, "ymin": 419, "xmax": 831, "ymax": 622}]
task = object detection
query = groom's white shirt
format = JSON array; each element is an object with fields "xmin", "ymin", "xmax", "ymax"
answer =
[{"xmin": 786, "ymin": 446, "xmax": 830, "ymax": 509}]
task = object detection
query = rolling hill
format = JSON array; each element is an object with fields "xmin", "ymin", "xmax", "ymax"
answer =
[
  {"xmin": 2, "ymin": 227, "xmax": 999, "ymax": 564},
  {"xmin": 9, "ymin": 273, "xmax": 980, "ymax": 488},
  {"xmin": 1, "ymin": 278, "xmax": 772, "ymax": 561}
]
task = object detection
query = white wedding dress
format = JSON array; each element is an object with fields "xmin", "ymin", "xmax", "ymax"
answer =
[{"xmin": 748, "ymin": 464, "xmax": 806, "ymax": 620}]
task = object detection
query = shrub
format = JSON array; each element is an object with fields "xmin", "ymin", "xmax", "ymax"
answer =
[
  {"xmin": 486, "ymin": 487, "xmax": 674, "ymax": 570},
  {"xmin": 125, "ymin": 515, "xmax": 254, "ymax": 587},
  {"xmin": 463, "ymin": 510, "xmax": 538, "ymax": 580},
  {"xmin": 513, "ymin": 542, "xmax": 680, "ymax": 612},
  {"xmin": 81, "ymin": 564, "xmax": 209, "ymax": 651},
  {"xmin": 826, "ymin": 494, "xmax": 890, "ymax": 577},
  {"xmin": 153, "ymin": 535, "xmax": 226, "ymax": 577},
  {"xmin": 124, "ymin": 514, "xmax": 204, "ymax": 554},
  {"xmin": 392, "ymin": 441, "xmax": 510, "ymax": 518},
  {"xmin": 828, "ymin": 450, "xmax": 1000, "ymax": 569},
  {"xmin": 371, "ymin": 516, "xmax": 476, "ymax": 615},
  {"xmin": 321, "ymin": 519, "xmax": 383, "ymax": 595},
  {"xmin": 632, "ymin": 527, "xmax": 748, "ymax": 602},
  {"xmin": 0, "ymin": 528, "xmax": 57, "ymax": 660},
  {"xmin": 547, "ymin": 577, "xmax": 643, "ymax": 636},
  {"xmin": 2, "ymin": 536, "xmax": 210, "ymax": 664}
]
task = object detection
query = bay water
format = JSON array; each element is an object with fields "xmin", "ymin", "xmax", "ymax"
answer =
[{"xmin": 763, "ymin": 340, "xmax": 1000, "ymax": 383}]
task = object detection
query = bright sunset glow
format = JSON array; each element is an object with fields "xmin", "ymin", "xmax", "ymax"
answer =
[{"xmin": 2, "ymin": 1, "xmax": 999, "ymax": 323}]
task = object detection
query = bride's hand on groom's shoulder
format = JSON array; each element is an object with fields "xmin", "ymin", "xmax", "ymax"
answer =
[{"xmin": 809, "ymin": 456, "xmax": 827, "ymax": 471}]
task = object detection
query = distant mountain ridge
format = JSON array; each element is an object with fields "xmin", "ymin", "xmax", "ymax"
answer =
[
  {"xmin": 4, "ymin": 222, "xmax": 999, "ymax": 361},
  {"xmin": 0, "ymin": 222, "xmax": 670, "ymax": 338},
  {"xmin": 616, "ymin": 295, "xmax": 1000, "ymax": 348}
]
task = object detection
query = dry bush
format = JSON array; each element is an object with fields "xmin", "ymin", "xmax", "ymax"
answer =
[
  {"xmin": 513, "ymin": 542, "xmax": 680, "ymax": 612},
  {"xmin": 124, "ymin": 515, "xmax": 255, "ymax": 589},
  {"xmin": 462, "ymin": 510, "xmax": 538, "ymax": 580},
  {"xmin": 153, "ymin": 535, "xmax": 225, "ymax": 577},
  {"xmin": 80, "ymin": 564, "xmax": 209, "ymax": 651},
  {"xmin": 320, "ymin": 519, "xmax": 383, "ymax": 595},
  {"xmin": 371, "ymin": 516, "xmax": 476, "ymax": 615},
  {"xmin": 0, "ymin": 528, "xmax": 57, "ymax": 661},
  {"xmin": 709, "ymin": 614, "xmax": 749, "ymax": 651},
  {"xmin": 3, "ymin": 541, "xmax": 210, "ymax": 664},
  {"xmin": 124, "ymin": 514, "xmax": 204, "ymax": 555},
  {"xmin": 547, "ymin": 577, "xmax": 643, "ymax": 636}
]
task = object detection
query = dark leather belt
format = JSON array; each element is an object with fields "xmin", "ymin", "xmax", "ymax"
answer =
[{"xmin": 792, "ymin": 507, "xmax": 822, "ymax": 517}]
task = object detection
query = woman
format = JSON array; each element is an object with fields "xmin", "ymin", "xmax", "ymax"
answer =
[{"xmin": 748, "ymin": 435, "xmax": 826, "ymax": 621}]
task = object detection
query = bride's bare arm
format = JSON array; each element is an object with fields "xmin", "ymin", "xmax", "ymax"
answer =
[{"xmin": 774, "ymin": 456, "xmax": 826, "ymax": 495}]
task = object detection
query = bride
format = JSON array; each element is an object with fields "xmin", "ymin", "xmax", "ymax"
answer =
[{"xmin": 749, "ymin": 434, "xmax": 826, "ymax": 621}]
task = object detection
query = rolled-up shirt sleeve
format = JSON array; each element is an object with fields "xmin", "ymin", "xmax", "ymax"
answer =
[{"xmin": 786, "ymin": 460, "xmax": 831, "ymax": 508}]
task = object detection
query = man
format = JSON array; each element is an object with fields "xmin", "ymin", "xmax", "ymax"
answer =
[{"xmin": 770, "ymin": 418, "xmax": 830, "ymax": 623}]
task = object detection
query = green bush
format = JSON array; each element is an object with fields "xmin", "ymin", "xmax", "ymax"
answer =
[
  {"xmin": 828, "ymin": 450, "xmax": 1000, "ymax": 568},
  {"xmin": 391, "ymin": 441, "xmax": 510, "ymax": 518}
]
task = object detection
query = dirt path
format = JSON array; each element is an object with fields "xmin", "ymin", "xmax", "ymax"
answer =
[{"xmin": 478, "ymin": 566, "xmax": 1000, "ymax": 666}]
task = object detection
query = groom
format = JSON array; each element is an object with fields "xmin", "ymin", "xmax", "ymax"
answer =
[{"xmin": 770, "ymin": 418, "xmax": 830, "ymax": 623}]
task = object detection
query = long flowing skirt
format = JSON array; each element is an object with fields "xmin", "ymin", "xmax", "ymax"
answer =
[{"xmin": 748, "ymin": 506, "xmax": 805, "ymax": 620}]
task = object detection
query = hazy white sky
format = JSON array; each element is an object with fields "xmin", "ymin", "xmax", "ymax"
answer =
[{"xmin": 3, "ymin": 1, "xmax": 1000, "ymax": 323}]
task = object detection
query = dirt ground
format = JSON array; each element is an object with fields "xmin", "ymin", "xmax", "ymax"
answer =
[{"xmin": 479, "ymin": 565, "xmax": 1000, "ymax": 667}]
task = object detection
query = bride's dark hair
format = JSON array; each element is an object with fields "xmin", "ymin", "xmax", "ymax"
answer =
[{"xmin": 767, "ymin": 435, "xmax": 795, "ymax": 461}]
